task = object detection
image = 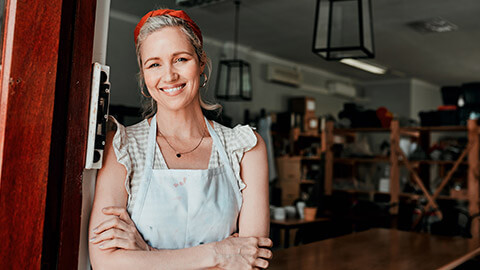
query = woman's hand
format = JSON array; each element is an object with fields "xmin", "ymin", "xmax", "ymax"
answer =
[
  {"xmin": 90, "ymin": 206, "xmax": 150, "ymax": 251},
  {"xmin": 213, "ymin": 236, "xmax": 273, "ymax": 269}
]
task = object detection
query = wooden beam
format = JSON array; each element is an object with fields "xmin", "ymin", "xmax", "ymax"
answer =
[
  {"xmin": 468, "ymin": 119, "xmax": 479, "ymax": 239},
  {"xmin": 422, "ymin": 145, "xmax": 470, "ymax": 211},
  {"xmin": 0, "ymin": 0, "xmax": 63, "ymax": 268},
  {"xmin": 324, "ymin": 121, "xmax": 334, "ymax": 195},
  {"xmin": 396, "ymin": 145, "xmax": 442, "ymax": 219},
  {"xmin": 389, "ymin": 120, "xmax": 399, "ymax": 214},
  {"xmin": 55, "ymin": 0, "xmax": 97, "ymax": 268}
]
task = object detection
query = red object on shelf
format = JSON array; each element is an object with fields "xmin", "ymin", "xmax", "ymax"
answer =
[
  {"xmin": 376, "ymin": 107, "xmax": 393, "ymax": 128},
  {"xmin": 438, "ymin": 105, "xmax": 457, "ymax": 111}
]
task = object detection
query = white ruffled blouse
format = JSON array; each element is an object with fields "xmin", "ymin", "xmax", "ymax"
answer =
[{"xmin": 110, "ymin": 117, "xmax": 257, "ymax": 215}]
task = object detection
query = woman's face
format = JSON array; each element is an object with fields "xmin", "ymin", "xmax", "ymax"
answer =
[{"xmin": 140, "ymin": 26, "xmax": 204, "ymax": 112}]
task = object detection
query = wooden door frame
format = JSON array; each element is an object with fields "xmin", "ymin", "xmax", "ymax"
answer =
[{"xmin": 0, "ymin": 0, "xmax": 96, "ymax": 268}]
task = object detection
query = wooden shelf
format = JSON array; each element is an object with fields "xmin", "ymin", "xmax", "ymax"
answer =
[
  {"xmin": 400, "ymin": 126, "xmax": 468, "ymax": 132},
  {"xmin": 332, "ymin": 189, "xmax": 468, "ymax": 202},
  {"xmin": 280, "ymin": 155, "xmax": 321, "ymax": 161},
  {"xmin": 332, "ymin": 189, "xmax": 390, "ymax": 198},
  {"xmin": 301, "ymin": 156, "xmax": 322, "ymax": 161},
  {"xmin": 334, "ymin": 125, "xmax": 468, "ymax": 134},
  {"xmin": 277, "ymin": 155, "xmax": 302, "ymax": 161},
  {"xmin": 334, "ymin": 127, "xmax": 391, "ymax": 134},
  {"xmin": 298, "ymin": 133, "xmax": 321, "ymax": 138},
  {"xmin": 300, "ymin": 179, "xmax": 316, "ymax": 184},
  {"xmin": 332, "ymin": 189, "xmax": 372, "ymax": 195},
  {"xmin": 399, "ymin": 193, "xmax": 468, "ymax": 201},
  {"xmin": 323, "ymin": 118, "xmax": 480, "ymax": 238},
  {"xmin": 334, "ymin": 157, "xmax": 390, "ymax": 164},
  {"xmin": 333, "ymin": 158, "xmax": 468, "ymax": 166},
  {"xmin": 407, "ymin": 160, "xmax": 468, "ymax": 166}
]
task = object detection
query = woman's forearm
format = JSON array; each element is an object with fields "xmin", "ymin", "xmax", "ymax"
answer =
[{"xmin": 90, "ymin": 242, "xmax": 218, "ymax": 270}]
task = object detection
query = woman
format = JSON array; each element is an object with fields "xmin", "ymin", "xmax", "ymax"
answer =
[{"xmin": 88, "ymin": 9, "xmax": 272, "ymax": 269}]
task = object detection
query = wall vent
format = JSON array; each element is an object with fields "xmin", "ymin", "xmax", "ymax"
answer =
[
  {"xmin": 266, "ymin": 64, "xmax": 302, "ymax": 87},
  {"xmin": 327, "ymin": 81, "xmax": 357, "ymax": 98}
]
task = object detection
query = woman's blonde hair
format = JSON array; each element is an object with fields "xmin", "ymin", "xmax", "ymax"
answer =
[{"xmin": 135, "ymin": 15, "xmax": 221, "ymax": 118}]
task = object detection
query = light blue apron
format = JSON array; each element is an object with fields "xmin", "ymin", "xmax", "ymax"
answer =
[{"xmin": 130, "ymin": 114, "xmax": 243, "ymax": 249}]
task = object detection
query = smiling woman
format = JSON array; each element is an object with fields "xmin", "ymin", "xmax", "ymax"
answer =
[
  {"xmin": 88, "ymin": 8, "xmax": 272, "ymax": 269},
  {"xmin": 141, "ymin": 27, "xmax": 203, "ymax": 111}
]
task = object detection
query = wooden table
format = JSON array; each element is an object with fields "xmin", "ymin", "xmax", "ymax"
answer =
[
  {"xmin": 270, "ymin": 217, "xmax": 330, "ymax": 248},
  {"xmin": 269, "ymin": 228, "xmax": 480, "ymax": 270}
]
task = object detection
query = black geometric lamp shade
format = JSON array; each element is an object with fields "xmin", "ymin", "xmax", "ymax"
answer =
[
  {"xmin": 312, "ymin": 0, "xmax": 375, "ymax": 60},
  {"xmin": 215, "ymin": 59, "xmax": 252, "ymax": 101}
]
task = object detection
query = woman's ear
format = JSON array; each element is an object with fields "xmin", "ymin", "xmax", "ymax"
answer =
[{"xmin": 199, "ymin": 52, "xmax": 206, "ymax": 73}]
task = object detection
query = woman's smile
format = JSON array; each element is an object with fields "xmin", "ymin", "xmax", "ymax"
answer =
[{"xmin": 160, "ymin": 83, "xmax": 186, "ymax": 96}]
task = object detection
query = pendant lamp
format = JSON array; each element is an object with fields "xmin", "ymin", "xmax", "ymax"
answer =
[
  {"xmin": 215, "ymin": 0, "xmax": 252, "ymax": 101},
  {"xmin": 312, "ymin": 0, "xmax": 375, "ymax": 60}
]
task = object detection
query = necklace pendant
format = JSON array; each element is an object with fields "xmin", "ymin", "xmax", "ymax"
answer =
[{"xmin": 176, "ymin": 153, "xmax": 181, "ymax": 158}]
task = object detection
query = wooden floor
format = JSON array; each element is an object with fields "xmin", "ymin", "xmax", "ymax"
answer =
[{"xmin": 269, "ymin": 228, "xmax": 480, "ymax": 270}]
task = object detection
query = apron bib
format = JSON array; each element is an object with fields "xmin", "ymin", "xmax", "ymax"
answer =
[{"xmin": 130, "ymin": 115, "xmax": 243, "ymax": 249}]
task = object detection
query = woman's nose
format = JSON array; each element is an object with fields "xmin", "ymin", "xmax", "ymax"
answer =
[{"xmin": 161, "ymin": 64, "xmax": 178, "ymax": 82}]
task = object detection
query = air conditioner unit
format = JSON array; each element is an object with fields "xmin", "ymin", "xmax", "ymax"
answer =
[
  {"xmin": 266, "ymin": 64, "xmax": 302, "ymax": 87},
  {"xmin": 327, "ymin": 81, "xmax": 357, "ymax": 98}
]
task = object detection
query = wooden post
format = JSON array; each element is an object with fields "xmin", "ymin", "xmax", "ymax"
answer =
[
  {"xmin": 0, "ymin": 0, "xmax": 65, "ymax": 268},
  {"xmin": 389, "ymin": 120, "xmax": 399, "ymax": 214},
  {"xmin": 468, "ymin": 119, "xmax": 479, "ymax": 239},
  {"xmin": 419, "ymin": 130, "xmax": 431, "ymax": 191},
  {"xmin": 324, "ymin": 121, "xmax": 334, "ymax": 195}
]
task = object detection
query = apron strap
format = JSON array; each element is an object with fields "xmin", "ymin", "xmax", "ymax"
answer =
[
  {"xmin": 144, "ymin": 114, "xmax": 157, "ymax": 178},
  {"xmin": 204, "ymin": 117, "xmax": 236, "ymax": 179},
  {"xmin": 131, "ymin": 114, "xmax": 157, "ymax": 221}
]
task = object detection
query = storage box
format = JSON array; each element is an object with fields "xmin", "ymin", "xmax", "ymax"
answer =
[
  {"xmin": 303, "ymin": 113, "xmax": 319, "ymax": 135},
  {"xmin": 290, "ymin": 97, "xmax": 316, "ymax": 114},
  {"xmin": 437, "ymin": 109, "xmax": 458, "ymax": 126},
  {"xmin": 276, "ymin": 156, "xmax": 302, "ymax": 206},
  {"xmin": 419, "ymin": 111, "xmax": 439, "ymax": 126}
]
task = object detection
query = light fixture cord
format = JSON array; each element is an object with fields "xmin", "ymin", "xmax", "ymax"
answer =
[{"xmin": 233, "ymin": 0, "xmax": 240, "ymax": 60}]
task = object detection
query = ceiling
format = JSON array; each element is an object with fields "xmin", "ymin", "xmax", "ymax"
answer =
[{"xmin": 111, "ymin": 0, "xmax": 480, "ymax": 86}]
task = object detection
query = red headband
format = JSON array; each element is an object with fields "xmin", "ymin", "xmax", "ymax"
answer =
[{"xmin": 134, "ymin": 9, "xmax": 203, "ymax": 46}]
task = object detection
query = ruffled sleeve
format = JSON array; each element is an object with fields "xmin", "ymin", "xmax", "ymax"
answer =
[
  {"xmin": 228, "ymin": 124, "xmax": 258, "ymax": 191},
  {"xmin": 108, "ymin": 116, "xmax": 133, "ymax": 200}
]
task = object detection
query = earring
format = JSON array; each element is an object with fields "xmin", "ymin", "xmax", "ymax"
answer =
[
  {"xmin": 141, "ymin": 88, "xmax": 151, "ymax": 98},
  {"xmin": 200, "ymin": 73, "xmax": 208, "ymax": 88}
]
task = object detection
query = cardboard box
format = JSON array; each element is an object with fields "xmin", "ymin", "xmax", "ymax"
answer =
[
  {"xmin": 303, "ymin": 112, "xmax": 319, "ymax": 135},
  {"xmin": 276, "ymin": 156, "xmax": 302, "ymax": 206}
]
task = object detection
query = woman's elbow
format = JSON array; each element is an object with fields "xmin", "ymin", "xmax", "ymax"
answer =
[{"xmin": 89, "ymin": 247, "xmax": 118, "ymax": 270}]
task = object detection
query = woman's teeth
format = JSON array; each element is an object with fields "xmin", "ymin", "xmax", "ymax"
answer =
[{"xmin": 163, "ymin": 85, "xmax": 183, "ymax": 93}]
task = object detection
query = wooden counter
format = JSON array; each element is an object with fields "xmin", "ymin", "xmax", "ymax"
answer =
[{"xmin": 269, "ymin": 228, "xmax": 480, "ymax": 270}]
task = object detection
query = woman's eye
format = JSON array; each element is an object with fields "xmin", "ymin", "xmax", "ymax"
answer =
[
  {"xmin": 176, "ymin": 58, "xmax": 188, "ymax": 63},
  {"xmin": 148, "ymin": 63, "xmax": 159, "ymax": 68}
]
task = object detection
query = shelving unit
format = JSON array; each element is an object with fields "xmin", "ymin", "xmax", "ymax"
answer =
[
  {"xmin": 323, "ymin": 119, "xmax": 480, "ymax": 237},
  {"xmin": 275, "ymin": 127, "xmax": 323, "ymax": 206}
]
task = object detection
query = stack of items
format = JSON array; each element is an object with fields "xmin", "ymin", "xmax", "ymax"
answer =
[
  {"xmin": 337, "ymin": 103, "xmax": 386, "ymax": 128},
  {"xmin": 290, "ymin": 97, "xmax": 318, "ymax": 135},
  {"xmin": 460, "ymin": 82, "xmax": 480, "ymax": 125},
  {"xmin": 419, "ymin": 82, "xmax": 480, "ymax": 126}
]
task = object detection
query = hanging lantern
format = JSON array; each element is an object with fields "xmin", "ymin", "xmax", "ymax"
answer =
[
  {"xmin": 215, "ymin": 0, "xmax": 252, "ymax": 101},
  {"xmin": 312, "ymin": 0, "xmax": 375, "ymax": 60},
  {"xmin": 215, "ymin": 59, "xmax": 252, "ymax": 100}
]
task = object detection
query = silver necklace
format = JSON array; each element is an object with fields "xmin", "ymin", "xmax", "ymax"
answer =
[{"xmin": 157, "ymin": 128, "xmax": 206, "ymax": 158}]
